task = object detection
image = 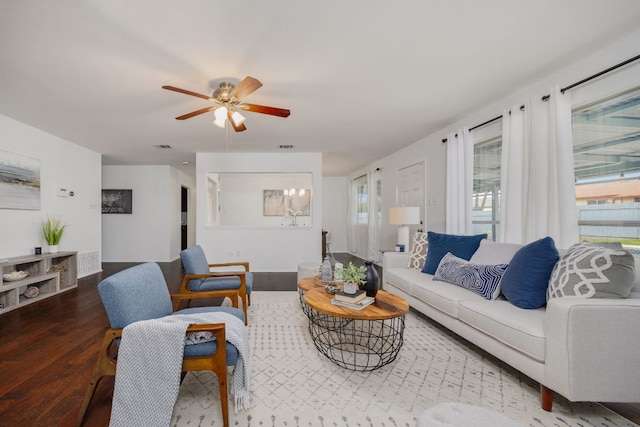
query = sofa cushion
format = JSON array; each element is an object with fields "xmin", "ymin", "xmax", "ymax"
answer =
[
  {"xmin": 500, "ymin": 236, "xmax": 559, "ymax": 309},
  {"xmin": 408, "ymin": 232, "xmax": 428, "ymax": 270},
  {"xmin": 459, "ymin": 300, "xmax": 546, "ymax": 362},
  {"xmin": 384, "ymin": 267, "xmax": 427, "ymax": 296},
  {"xmin": 470, "ymin": 240, "xmax": 522, "ymax": 265},
  {"xmin": 412, "ymin": 275, "xmax": 486, "ymax": 319},
  {"xmin": 434, "ymin": 253, "xmax": 508, "ymax": 300},
  {"xmin": 547, "ymin": 242, "xmax": 636, "ymax": 299},
  {"xmin": 422, "ymin": 232, "xmax": 487, "ymax": 275}
]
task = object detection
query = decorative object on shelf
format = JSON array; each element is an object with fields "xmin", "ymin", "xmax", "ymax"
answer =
[
  {"xmin": 35, "ymin": 247, "xmax": 41, "ymax": 255},
  {"xmin": 364, "ymin": 261, "xmax": 380, "ymax": 297},
  {"xmin": 389, "ymin": 206, "xmax": 421, "ymax": 250},
  {"xmin": 3, "ymin": 270, "xmax": 28, "ymax": 281},
  {"xmin": 48, "ymin": 264, "xmax": 67, "ymax": 288},
  {"xmin": 23, "ymin": 285, "xmax": 39, "ymax": 298},
  {"xmin": 42, "ymin": 216, "xmax": 66, "ymax": 253},
  {"xmin": 342, "ymin": 262, "xmax": 366, "ymax": 295}
]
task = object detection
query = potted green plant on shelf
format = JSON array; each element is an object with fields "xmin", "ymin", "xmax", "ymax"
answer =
[
  {"xmin": 42, "ymin": 216, "xmax": 66, "ymax": 254},
  {"xmin": 341, "ymin": 262, "xmax": 366, "ymax": 294}
]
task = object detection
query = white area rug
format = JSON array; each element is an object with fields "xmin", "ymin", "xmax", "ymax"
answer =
[{"xmin": 171, "ymin": 291, "xmax": 635, "ymax": 426}]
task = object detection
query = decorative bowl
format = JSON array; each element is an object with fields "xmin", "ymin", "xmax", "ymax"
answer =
[
  {"xmin": 3, "ymin": 270, "xmax": 28, "ymax": 281},
  {"xmin": 324, "ymin": 284, "xmax": 341, "ymax": 294}
]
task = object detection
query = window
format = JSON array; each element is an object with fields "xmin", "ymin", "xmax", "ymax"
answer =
[
  {"xmin": 572, "ymin": 87, "xmax": 640, "ymax": 254},
  {"xmin": 472, "ymin": 137, "xmax": 502, "ymax": 241},
  {"xmin": 353, "ymin": 175, "xmax": 368, "ymax": 225}
]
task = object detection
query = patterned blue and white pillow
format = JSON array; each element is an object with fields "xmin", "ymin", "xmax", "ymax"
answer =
[{"xmin": 434, "ymin": 252, "xmax": 508, "ymax": 300}]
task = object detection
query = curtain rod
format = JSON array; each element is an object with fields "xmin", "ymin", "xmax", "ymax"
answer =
[{"xmin": 441, "ymin": 53, "xmax": 640, "ymax": 143}]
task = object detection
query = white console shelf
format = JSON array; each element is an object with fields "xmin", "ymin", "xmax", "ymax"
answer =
[{"xmin": 0, "ymin": 251, "xmax": 77, "ymax": 314}]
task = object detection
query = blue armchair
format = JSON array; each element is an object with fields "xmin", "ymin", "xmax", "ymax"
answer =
[
  {"xmin": 77, "ymin": 262, "xmax": 244, "ymax": 427},
  {"xmin": 180, "ymin": 245, "xmax": 253, "ymax": 323}
]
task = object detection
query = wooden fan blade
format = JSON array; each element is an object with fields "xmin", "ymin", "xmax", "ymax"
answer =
[
  {"xmin": 162, "ymin": 85, "xmax": 213, "ymax": 101},
  {"xmin": 230, "ymin": 77, "xmax": 262, "ymax": 100},
  {"xmin": 241, "ymin": 103, "xmax": 291, "ymax": 118},
  {"xmin": 227, "ymin": 110, "xmax": 247, "ymax": 132},
  {"xmin": 175, "ymin": 106, "xmax": 216, "ymax": 120}
]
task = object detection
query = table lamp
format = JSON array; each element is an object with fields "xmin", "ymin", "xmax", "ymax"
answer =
[{"xmin": 388, "ymin": 207, "xmax": 420, "ymax": 250}]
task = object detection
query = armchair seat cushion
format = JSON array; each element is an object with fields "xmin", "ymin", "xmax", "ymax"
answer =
[
  {"xmin": 190, "ymin": 272, "xmax": 253, "ymax": 293},
  {"xmin": 176, "ymin": 306, "xmax": 244, "ymax": 364},
  {"xmin": 183, "ymin": 339, "xmax": 239, "ymax": 364}
]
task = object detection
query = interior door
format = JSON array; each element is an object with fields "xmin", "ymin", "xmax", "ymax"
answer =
[{"xmin": 397, "ymin": 161, "xmax": 425, "ymax": 231}]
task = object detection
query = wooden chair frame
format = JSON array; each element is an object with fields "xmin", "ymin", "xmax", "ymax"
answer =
[
  {"xmin": 180, "ymin": 264, "xmax": 249, "ymax": 324},
  {"xmin": 77, "ymin": 292, "xmax": 238, "ymax": 427}
]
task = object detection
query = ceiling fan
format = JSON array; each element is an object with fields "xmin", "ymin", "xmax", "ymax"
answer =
[{"xmin": 162, "ymin": 76, "xmax": 290, "ymax": 132}]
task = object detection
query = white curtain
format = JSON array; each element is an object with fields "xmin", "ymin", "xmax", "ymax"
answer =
[
  {"xmin": 446, "ymin": 128, "xmax": 474, "ymax": 234},
  {"xmin": 500, "ymin": 86, "xmax": 578, "ymax": 248},
  {"xmin": 346, "ymin": 178, "xmax": 357, "ymax": 253},
  {"xmin": 366, "ymin": 168, "xmax": 382, "ymax": 262}
]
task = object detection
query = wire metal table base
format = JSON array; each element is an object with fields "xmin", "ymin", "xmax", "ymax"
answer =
[{"xmin": 305, "ymin": 309, "xmax": 405, "ymax": 371}]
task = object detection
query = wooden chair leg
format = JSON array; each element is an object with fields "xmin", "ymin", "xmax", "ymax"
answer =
[
  {"xmin": 77, "ymin": 330, "xmax": 119, "ymax": 426},
  {"xmin": 247, "ymin": 293, "xmax": 251, "ymax": 306},
  {"xmin": 540, "ymin": 384, "xmax": 553, "ymax": 411},
  {"xmin": 215, "ymin": 362, "xmax": 229, "ymax": 426}
]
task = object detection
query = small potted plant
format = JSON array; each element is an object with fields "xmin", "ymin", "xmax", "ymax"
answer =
[
  {"xmin": 42, "ymin": 216, "xmax": 66, "ymax": 253},
  {"xmin": 341, "ymin": 262, "xmax": 366, "ymax": 294}
]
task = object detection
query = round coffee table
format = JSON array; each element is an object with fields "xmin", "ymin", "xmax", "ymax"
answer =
[{"xmin": 299, "ymin": 279, "xmax": 409, "ymax": 371}]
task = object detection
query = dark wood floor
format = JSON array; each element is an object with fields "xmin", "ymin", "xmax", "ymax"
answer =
[{"xmin": 0, "ymin": 254, "xmax": 636, "ymax": 426}]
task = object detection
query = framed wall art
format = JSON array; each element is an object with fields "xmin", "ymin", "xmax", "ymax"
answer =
[
  {"xmin": 102, "ymin": 189, "xmax": 133, "ymax": 214},
  {"xmin": 0, "ymin": 150, "xmax": 41, "ymax": 210},
  {"xmin": 263, "ymin": 189, "xmax": 285, "ymax": 216}
]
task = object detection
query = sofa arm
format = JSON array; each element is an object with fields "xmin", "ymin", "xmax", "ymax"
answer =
[
  {"xmin": 544, "ymin": 297, "xmax": 640, "ymax": 403},
  {"xmin": 382, "ymin": 251, "xmax": 411, "ymax": 270}
]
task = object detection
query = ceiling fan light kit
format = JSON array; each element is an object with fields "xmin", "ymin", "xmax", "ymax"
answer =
[{"xmin": 162, "ymin": 76, "xmax": 290, "ymax": 132}]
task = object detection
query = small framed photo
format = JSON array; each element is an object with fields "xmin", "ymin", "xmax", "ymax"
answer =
[{"xmin": 102, "ymin": 189, "xmax": 132, "ymax": 214}]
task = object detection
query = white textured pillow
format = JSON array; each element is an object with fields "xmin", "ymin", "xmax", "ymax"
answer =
[
  {"xmin": 470, "ymin": 240, "xmax": 521, "ymax": 265},
  {"xmin": 408, "ymin": 232, "xmax": 428, "ymax": 270}
]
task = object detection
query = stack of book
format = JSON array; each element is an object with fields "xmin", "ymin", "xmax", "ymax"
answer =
[{"xmin": 331, "ymin": 290, "xmax": 375, "ymax": 310}]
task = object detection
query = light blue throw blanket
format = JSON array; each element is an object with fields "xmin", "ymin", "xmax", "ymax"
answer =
[{"xmin": 109, "ymin": 312, "xmax": 250, "ymax": 427}]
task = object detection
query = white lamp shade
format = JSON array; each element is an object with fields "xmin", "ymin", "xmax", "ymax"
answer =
[
  {"xmin": 230, "ymin": 110, "xmax": 245, "ymax": 126},
  {"xmin": 213, "ymin": 106, "xmax": 228, "ymax": 128},
  {"xmin": 388, "ymin": 207, "xmax": 420, "ymax": 225}
]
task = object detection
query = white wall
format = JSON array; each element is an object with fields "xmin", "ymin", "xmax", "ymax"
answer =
[
  {"xmin": 342, "ymin": 27, "xmax": 640, "ymax": 252},
  {"xmin": 0, "ymin": 115, "xmax": 102, "ymax": 277},
  {"xmin": 102, "ymin": 165, "xmax": 195, "ymax": 262},
  {"xmin": 196, "ymin": 152, "xmax": 323, "ymax": 271}
]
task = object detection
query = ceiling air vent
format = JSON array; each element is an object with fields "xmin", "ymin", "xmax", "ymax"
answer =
[
  {"xmin": 153, "ymin": 144, "xmax": 173, "ymax": 149},
  {"xmin": 279, "ymin": 144, "xmax": 294, "ymax": 149}
]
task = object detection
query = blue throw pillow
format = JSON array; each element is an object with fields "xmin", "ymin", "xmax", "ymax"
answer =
[
  {"xmin": 434, "ymin": 252, "xmax": 508, "ymax": 300},
  {"xmin": 500, "ymin": 236, "xmax": 559, "ymax": 309},
  {"xmin": 422, "ymin": 232, "xmax": 487, "ymax": 275}
]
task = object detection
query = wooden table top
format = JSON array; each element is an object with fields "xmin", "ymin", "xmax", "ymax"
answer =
[
  {"xmin": 302, "ymin": 285, "xmax": 409, "ymax": 320},
  {"xmin": 297, "ymin": 276, "xmax": 320, "ymax": 293}
]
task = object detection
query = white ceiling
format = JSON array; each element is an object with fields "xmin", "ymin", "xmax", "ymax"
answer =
[{"xmin": 2, "ymin": 1, "xmax": 640, "ymax": 176}]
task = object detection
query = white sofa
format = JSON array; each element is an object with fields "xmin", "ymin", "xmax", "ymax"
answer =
[{"xmin": 383, "ymin": 242, "xmax": 640, "ymax": 411}]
